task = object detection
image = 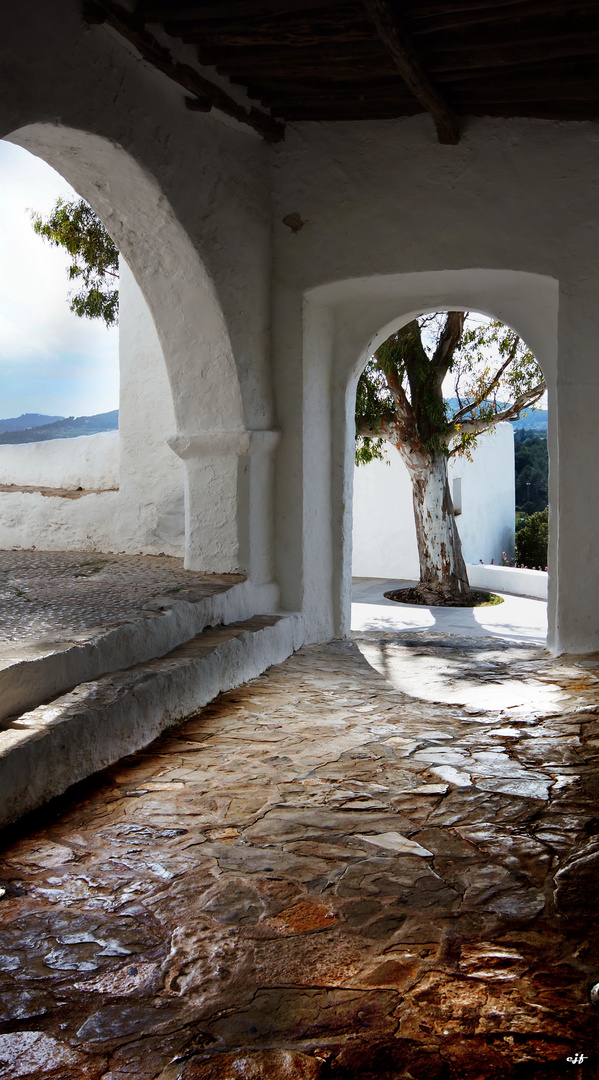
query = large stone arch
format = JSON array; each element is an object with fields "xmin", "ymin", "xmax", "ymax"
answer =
[
  {"xmin": 5, "ymin": 123, "xmax": 262, "ymax": 575},
  {"xmin": 299, "ymin": 269, "xmax": 559, "ymax": 647}
]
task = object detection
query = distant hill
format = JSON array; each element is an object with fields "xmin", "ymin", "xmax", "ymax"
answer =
[
  {"xmin": 444, "ymin": 398, "xmax": 547, "ymax": 433},
  {"xmin": 0, "ymin": 410, "xmax": 119, "ymax": 444},
  {"xmin": 0, "ymin": 413, "xmax": 64, "ymax": 434},
  {"xmin": 510, "ymin": 409, "xmax": 547, "ymax": 433}
]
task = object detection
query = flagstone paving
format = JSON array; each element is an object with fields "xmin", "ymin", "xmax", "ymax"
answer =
[{"xmin": 1, "ymin": 633, "xmax": 599, "ymax": 1078}]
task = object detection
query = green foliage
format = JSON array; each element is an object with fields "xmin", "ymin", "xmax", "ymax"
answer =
[
  {"xmin": 453, "ymin": 320, "xmax": 539, "ymax": 422},
  {"xmin": 355, "ymin": 312, "xmax": 545, "ymax": 467},
  {"xmin": 515, "ymin": 508, "xmax": 548, "ymax": 570},
  {"xmin": 514, "ymin": 430, "xmax": 548, "ymax": 513},
  {"xmin": 31, "ymin": 198, "xmax": 119, "ymax": 328},
  {"xmin": 355, "ymin": 358, "xmax": 395, "ymax": 465}
]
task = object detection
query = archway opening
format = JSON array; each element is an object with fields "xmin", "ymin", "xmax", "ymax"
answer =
[
  {"xmin": 1, "ymin": 122, "xmax": 250, "ymax": 574},
  {"xmin": 0, "ymin": 134, "xmax": 187, "ymax": 557},
  {"xmin": 301, "ymin": 270, "xmax": 557, "ymax": 649},
  {"xmin": 0, "ymin": 139, "xmax": 119, "ymax": 493},
  {"xmin": 350, "ymin": 308, "xmax": 548, "ymax": 641}
]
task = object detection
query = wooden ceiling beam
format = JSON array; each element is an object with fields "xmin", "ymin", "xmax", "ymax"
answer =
[
  {"xmin": 171, "ymin": 17, "xmax": 372, "ymax": 49},
  {"xmin": 83, "ymin": 0, "xmax": 285, "ymax": 141},
  {"xmin": 136, "ymin": 0, "xmax": 348, "ymax": 20},
  {"xmin": 362, "ymin": 0, "xmax": 459, "ymax": 143},
  {"xmin": 425, "ymin": 36, "xmax": 599, "ymax": 75},
  {"xmin": 201, "ymin": 41, "xmax": 388, "ymax": 65},
  {"xmin": 407, "ymin": 0, "xmax": 568, "ymax": 15},
  {"xmin": 413, "ymin": 3, "xmax": 599, "ymax": 37}
]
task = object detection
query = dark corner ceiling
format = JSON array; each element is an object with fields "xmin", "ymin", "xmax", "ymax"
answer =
[{"xmin": 83, "ymin": 1, "xmax": 599, "ymax": 143}]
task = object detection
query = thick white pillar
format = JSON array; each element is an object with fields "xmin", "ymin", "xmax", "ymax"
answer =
[
  {"xmin": 551, "ymin": 286, "xmax": 599, "ymax": 653},
  {"xmin": 168, "ymin": 430, "xmax": 279, "ymax": 579}
]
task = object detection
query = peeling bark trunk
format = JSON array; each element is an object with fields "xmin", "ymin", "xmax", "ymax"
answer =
[{"xmin": 405, "ymin": 451, "xmax": 470, "ymax": 602}]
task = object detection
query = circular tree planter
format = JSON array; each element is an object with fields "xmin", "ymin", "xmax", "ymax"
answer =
[{"xmin": 384, "ymin": 588, "xmax": 504, "ymax": 609}]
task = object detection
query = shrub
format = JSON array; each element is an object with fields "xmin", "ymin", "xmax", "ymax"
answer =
[{"xmin": 515, "ymin": 508, "xmax": 548, "ymax": 570}]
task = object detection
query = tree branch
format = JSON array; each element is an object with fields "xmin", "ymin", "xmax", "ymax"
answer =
[
  {"xmin": 362, "ymin": 0, "xmax": 459, "ymax": 144},
  {"xmin": 446, "ymin": 382, "xmax": 546, "ymax": 453},
  {"xmin": 452, "ymin": 333, "xmax": 521, "ymax": 422},
  {"xmin": 431, "ymin": 311, "xmax": 466, "ymax": 387},
  {"xmin": 82, "ymin": 0, "xmax": 285, "ymax": 142},
  {"xmin": 384, "ymin": 363, "xmax": 413, "ymax": 421},
  {"xmin": 356, "ymin": 422, "xmax": 383, "ymax": 440}
]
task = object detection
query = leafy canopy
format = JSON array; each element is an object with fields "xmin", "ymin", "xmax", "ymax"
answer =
[
  {"xmin": 515, "ymin": 508, "xmax": 548, "ymax": 570},
  {"xmin": 355, "ymin": 312, "xmax": 545, "ymax": 466},
  {"xmin": 31, "ymin": 198, "xmax": 119, "ymax": 328}
]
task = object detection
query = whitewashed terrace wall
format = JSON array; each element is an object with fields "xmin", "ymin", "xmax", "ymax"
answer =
[
  {"xmin": 0, "ymin": 431, "xmax": 119, "ymax": 491},
  {"xmin": 352, "ymin": 423, "xmax": 515, "ymax": 580}
]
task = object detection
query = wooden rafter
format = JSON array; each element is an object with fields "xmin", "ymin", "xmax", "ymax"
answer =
[
  {"xmin": 136, "ymin": 0, "xmax": 348, "ymax": 20},
  {"xmin": 362, "ymin": 0, "xmax": 460, "ymax": 144},
  {"xmin": 82, "ymin": 0, "xmax": 285, "ymax": 142}
]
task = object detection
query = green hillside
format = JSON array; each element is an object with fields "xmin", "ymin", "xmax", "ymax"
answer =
[
  {"xmin": 0, "ymin": 410, "xmax": 118, "ymax": 443},
  {"xmin": 0, "ymin": 413, "xmax": 63, "ymax": 434}
]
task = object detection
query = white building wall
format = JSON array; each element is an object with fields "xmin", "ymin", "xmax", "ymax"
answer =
[
  {"xmin": 352, "ymin": 423, "xmax": 515, "ymax": 580},
  {"xmin": 0, "ymin": 431, "xmax": 119, "ymax": 490}
]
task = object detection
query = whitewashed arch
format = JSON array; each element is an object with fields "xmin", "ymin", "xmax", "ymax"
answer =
[
  {"xmin": 4, "ymin": 123, "xmax": 253, "ymax": 573},
  {"xmin": 7, "ymin": 123, "xmax": 245, "ymax": 434},
  {"xmin": 300, "ymin": 269, "xmax": 559, "ymax": 646}
]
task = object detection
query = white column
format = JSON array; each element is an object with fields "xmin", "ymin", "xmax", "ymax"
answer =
[
  {"xmin": 551, "ymin": 286, "xmax": 599, "ymax": 653},
  {"xmin": 168, "ymin": 430, "xmax": 279, "ymax": 578}
]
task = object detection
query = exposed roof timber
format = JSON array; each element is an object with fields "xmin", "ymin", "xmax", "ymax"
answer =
[
  {"xmin": 414, "ymin": 1, "xmax": 599, "ymax": 34},
  {"xmin": 82, "ymin": 0, "xmax": 285, "ymax": 142},
  {"xmin": 362, "ymin": 0, "xmax": 459, "ymax": 143},
  {"xmin": 137, "ymin": 0, "xmax": 348, "ymax": 19}
]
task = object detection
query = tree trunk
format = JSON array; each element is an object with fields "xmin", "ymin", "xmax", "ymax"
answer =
[{"xmin": 405, "ymin": 451, "xmax": 470, "ymax": 602}]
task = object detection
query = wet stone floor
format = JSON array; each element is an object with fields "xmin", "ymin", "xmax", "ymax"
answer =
[{"xmin": 1, "ymin": 633, "xmax": 599, "ymax": 1079}]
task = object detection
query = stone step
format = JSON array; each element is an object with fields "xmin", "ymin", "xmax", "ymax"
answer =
[
  {"xmin": 0, "ymin": 612, "xmax": 302, "ymax": 829},
  {"xmin": 0, "ymin": 576, "xmax": 279, "ymax": 725}
]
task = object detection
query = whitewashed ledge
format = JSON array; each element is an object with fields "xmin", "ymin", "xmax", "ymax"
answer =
[
  {"xmin": 0, "ymin": 431, "xmax": 119, "ymax": 491},
  {"xmin": 467, "ymin": 563, "xmax": 548, "ymax": 601}
]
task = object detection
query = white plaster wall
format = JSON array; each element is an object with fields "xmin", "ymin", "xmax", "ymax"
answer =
[
  {"xmin": 0, "ymin": 432, "xmax": 119, "ymax": 490},
  {"xmin": 352, "ymin": 424, "xmax": 515, "ymax": 580},
  {"xmin": 0, "ymin": 489, "xmax": 121, "ymax": 552},
  {"xmin": 468, "ymin": 564, "xmax": 548, "ymax": 600},
  {"xmin": 450, "ymin": 423, "xmax": 515, "ymax": 567},
  {"xmin": 117, "ymin": 260, "xmax": 184, "ymax": 555}
]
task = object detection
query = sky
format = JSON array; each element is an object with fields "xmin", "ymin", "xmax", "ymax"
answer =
[{"xmin": 0, "ymin": 140, "xmax": 119, "ymax": 420}]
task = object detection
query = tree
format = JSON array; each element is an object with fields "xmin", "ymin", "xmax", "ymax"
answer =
[
  {"xmin": 516, "ymin": 508, "xmax": 548, "ymax": 570},
  {"xmin": 355, "ymin": 313, "xmax": 545, "ymax": 603},
  {"xmin": 30, "ymin": 198, "xmax": 119, "ymax": 328},
  {"xmin": 514, "ymin": 429, "xmax": 548, "ymax": 514}
]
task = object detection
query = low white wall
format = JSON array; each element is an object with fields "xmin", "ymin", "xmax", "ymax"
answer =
[
  {"xmin": 352, "ymin": 423, "xmax": 515, "ymax": 579},
  {"xmin": 468, "ymin": 563, "xmax": 548, "ymax": 600},
  {"xmin": 0, "ymin": 431, "xmax": 119, "ymax": 490}
]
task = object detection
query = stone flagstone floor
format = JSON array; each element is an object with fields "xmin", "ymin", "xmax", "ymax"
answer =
[{"xmin": 0, "ymin": 633, "xmax": 599, "ymax": 1078}]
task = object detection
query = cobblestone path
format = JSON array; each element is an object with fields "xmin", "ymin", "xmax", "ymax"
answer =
[
  {"xmin": 0, "ymin": 550, "xmax": 243, "ymax": 656},
  {"xmin": 0, "ymin": 634, "xmax": 598, "ymax": 1078}
]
